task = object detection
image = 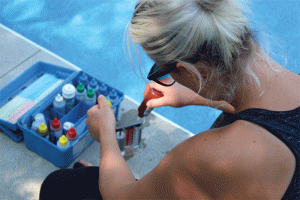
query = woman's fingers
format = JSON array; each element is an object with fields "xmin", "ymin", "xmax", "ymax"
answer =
[{"xmin": 79, "ymin": 160, "xmax": 93, "ymax": 167}]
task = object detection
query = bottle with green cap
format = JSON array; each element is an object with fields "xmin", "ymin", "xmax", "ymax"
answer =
[
  {"xmin": 36, "ymin": 122, "xmax": 49, "ymax": 140},
  {"xmin": 57, "ymin": 135, "xmax": 70, "ymax": 150},
  {"xmin": 75, "ymin": 83, "xmax": 87, "ymax": 103},
  {"xmin": 85, "ymin": 88, "xmax": 96, "ymax": 106}
]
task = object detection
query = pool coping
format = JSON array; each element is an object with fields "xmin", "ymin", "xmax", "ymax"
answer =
[
  {"xmin": 0, "ymin": 23, "xmax": 194, "ymax": 138},
  {"xmin": 0, "ymin": 23, "xmax": 195, "ymax": 199}
]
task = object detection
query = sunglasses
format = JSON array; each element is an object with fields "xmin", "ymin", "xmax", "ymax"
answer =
[{"xmin": 147, "ymin": 63, "xmax": 177, "ymax": 87}]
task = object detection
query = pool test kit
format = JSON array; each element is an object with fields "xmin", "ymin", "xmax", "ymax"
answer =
[{"xmin": 0, "ymin": 62, "xmax": 144, "ymax": 168}]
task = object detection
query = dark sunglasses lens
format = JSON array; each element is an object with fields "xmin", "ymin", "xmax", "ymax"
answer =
[{"xmin": 155, "ymin": 78, "xmax": 175, "ymax": 86}]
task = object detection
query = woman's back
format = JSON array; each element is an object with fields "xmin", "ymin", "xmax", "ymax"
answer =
[{"xmin": 206, "ymin": 69, "xmax": 299, "ymax": 199}]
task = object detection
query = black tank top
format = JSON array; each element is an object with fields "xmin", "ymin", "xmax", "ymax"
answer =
[{"xmin": 235, "ymin": 106, "xmax": 300, "ymax": 199}]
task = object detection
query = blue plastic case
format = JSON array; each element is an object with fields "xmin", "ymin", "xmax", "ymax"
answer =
[{"xmin": 0, "ymin": 62, "xmax": 124, "ymax": 168}]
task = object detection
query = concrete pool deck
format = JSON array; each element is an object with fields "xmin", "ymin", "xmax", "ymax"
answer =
[{"xmin": 0, "ymin": 24, "xmax": 195, "ymax": 199}]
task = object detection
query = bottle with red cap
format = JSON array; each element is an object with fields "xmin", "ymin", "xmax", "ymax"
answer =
[
  {"xmin": 66, "ymin": 127, "xmax": 79, "ymax": 144},
  {"xmin": 138, "ymin": 88, "xmax": 164, "ymax": 118},
  {"xmin": 50, "ymin": 118, "xmax": 63, "ymax": 144}
]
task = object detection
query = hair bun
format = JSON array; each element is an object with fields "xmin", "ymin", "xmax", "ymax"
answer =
[{"xmin": 195, "ymin": 0, "xmax": 223, "ymax": 13}]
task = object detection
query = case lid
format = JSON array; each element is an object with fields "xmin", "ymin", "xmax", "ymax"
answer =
[{"xmin": 0, "ymin": 62, "xmax": 78, "ymax": 142}]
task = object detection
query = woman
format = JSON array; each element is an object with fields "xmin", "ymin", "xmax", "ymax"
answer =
[{"xmin": 39, "ymin": 0, "xmax": 299, "ymax": 199}]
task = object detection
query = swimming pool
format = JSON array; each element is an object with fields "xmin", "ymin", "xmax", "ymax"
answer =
[{"xmin": 0, "ymin": 0, "xmax": 299, "ymax": 134}]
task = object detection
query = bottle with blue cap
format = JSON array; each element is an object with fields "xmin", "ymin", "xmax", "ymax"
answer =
[
  {"xmin": 98, "ymin": 83, "xmax": 109, "ymax": 96},
  {"xmin": 107, "ymin": 89, "xmax": 118, "ymax": 118},
  {"xmin": 85, "ymin": 88, "xmax": 96, "ymax": 106},
  {"xmin": 78, "ymin": 72, "xmax": 89, "ymax": 88},
  {"xmin": 53, "ymin": 94, "xmax": 66, "ymax": 114},
  {"xmin": 87, "ymin": 78, "xmax": 100, "ymax": 97}
]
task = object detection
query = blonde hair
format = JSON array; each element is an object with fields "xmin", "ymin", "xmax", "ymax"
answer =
[{"xmin": 124, "ymin": 0, "xmax": 286, "ymax": 108}]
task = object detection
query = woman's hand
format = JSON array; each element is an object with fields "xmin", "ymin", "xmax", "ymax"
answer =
[
  {"xmin": 145, "ymin": 78, "xmax": 205, "ymax": 108},
  {"xmin": 85, "ymin": 95, "xmax": 116, "ymax": 143},
  {"xmin": 145, "ymin": 78, "xmax": 237, "ymax": 114}
]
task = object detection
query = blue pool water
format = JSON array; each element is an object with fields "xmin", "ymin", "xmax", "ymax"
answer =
[{"xmin": 0, "ymin": 0, "xmax": 299, "ymax": 134}]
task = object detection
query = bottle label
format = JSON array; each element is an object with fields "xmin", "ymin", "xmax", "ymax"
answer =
[
  {"xmin": 143, "ymin": 107, "xmax": 153, "ymax": 116},
  {"xmin": 65, "ymin": 98, "xmax": 75, "ymax": 108}
]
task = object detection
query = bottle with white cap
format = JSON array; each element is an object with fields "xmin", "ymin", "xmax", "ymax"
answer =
[
  {"xmin": 53, "ymin": 94, "xmax": 66, "ymax": 114},
  {"xmin": 62, "ymin": 84, "xmax": 76, "ymax": 108},
  {"xmin": 63, "ymin": 122, "xmax": 75, "ymax": 135},
  {"xmin": 85, "ymin": 88, "xmax": 96, "ymax": 106},
  {"xmin": 87, "ymin": 78, "xmax": 100, "ymax": 97},
  {"xmin": 57, "ymin": 135, "xmax": 70, "ymax": 150}
]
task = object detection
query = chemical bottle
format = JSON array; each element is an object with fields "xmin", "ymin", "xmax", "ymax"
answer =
[
  {"xmin": 85, "ymin": 88, "xmax": 96, "ymax": 106},
  {"xmin": 31, "ymin": 113, "xmax": 47, "ymax": 132},
  {"xmin": 37, "ymin": 123, "xmax": 49, "ymax": 140},
  {"xmin": 75, "ymin": 83, "xmax": 87, "ymax": 103},
  {"xmin": 78, "ymin": 72, "xmax": 89, "ymax": 88},
  {"xmin": 107, "ymin": 89, "xmax": 118, "ymax": 117},
  {"xmin": 138, "ymin": 88, "xmax": 164, "ymax": 118},
  {"xmin": 53, "ymin": 94, "xmax": 66, "ymax": 114},
  {"xmin": 57, "ymin": 135, "xmax": 70, "ymax": 150},
  {"xmin": 66, "ymin": 127, "xmax": 78, "ymax": 144},
  {"xmin": 63, "ymin": 122, "xmax": 75, "ymax": 135},
  {"xmin": 34, "ymin": 113, "xmax": 47, "ymax": 124},
  {"xmin": 87, "ymin": 78, "xmax": 100, "ymax": 97},
  {"xmin": 62, "ymin": 84, "xmax": 76, "ymax": 108},
  {"xmin": 50, "ymin": 118, "xmax": 63, "ymax": 139},
  {"xmin": 98, "ymin": 83, "xmax": 109, "ymax": 96}
]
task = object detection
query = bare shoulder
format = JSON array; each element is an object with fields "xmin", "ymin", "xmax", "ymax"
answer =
[
  {"xmin": 179, "ymin": 121, "xmax": 296, "ymax": 199},
  {"xmin": 114, "ymin": 122, "xmax": 295, "ymax": 200}
]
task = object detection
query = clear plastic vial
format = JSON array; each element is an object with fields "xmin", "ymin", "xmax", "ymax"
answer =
[
  {"xmin": 53, "ymin": 94, "xmax": 66, "ymax": 114},
  {"xmin": 31, "ymin": 120, "xmax": 43, "ymax": 132},
  {"xmin": 75, "ymin": 83, "xmax": 87, "ymax": 103},
  {"xmin": 85, "ymin": 88, "xmax": 96, "ymax": 106},
  {"xmin": 87, "ymin": 78, "xmax": 100, "ymax": 97},
  {"xmin": 98, "ymin": 83, "xmax": 109, "ymax": 96},
  {"xmin": 34, "ymin": 113, "xmax": 47, "ymax": 124}
]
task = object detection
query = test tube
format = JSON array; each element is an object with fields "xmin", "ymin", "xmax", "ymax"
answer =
[
  {"xmin": 128, "ymin": 127, "xmax": 134, "ymax": 146},
  {"xmin": 116, "ymin": 130, "xmax": 125, "ymax": 153},
  {"xmin": 132, "ymin": 126, "xmax": 141, "ymax": 148}
]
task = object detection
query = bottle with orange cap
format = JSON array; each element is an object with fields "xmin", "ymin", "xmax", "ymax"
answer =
[
  {"xmin": 49, "ymin": 117, "xmax": 63, "ymax": 144},
  {"xmin": 66, "ymin": 127, "xmax": 79, "ymax": 144},
  {"xmin": 57, "ymin": 135, "xmax": 70, "ymax": 150},
  {"xmin": 138, "ymin": 88, "xmax": 164, "ymax": 118},
  {"xmin": 36, "ymin": 123, "xmax": 49, "ymax": 140}
]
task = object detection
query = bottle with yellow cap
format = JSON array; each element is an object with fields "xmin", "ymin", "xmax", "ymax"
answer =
[
  {"xmin": 36, "ymin": 123, "xmax": 49, "ymax": 140},
  {"xmin": 57, "ymin": 135, "xmax": 70, "ymax": 150}
]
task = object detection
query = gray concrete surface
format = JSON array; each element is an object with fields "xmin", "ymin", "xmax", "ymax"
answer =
[{"xmin": 0, "ymin": 24, "xmax": 194, "ymax": 200}]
